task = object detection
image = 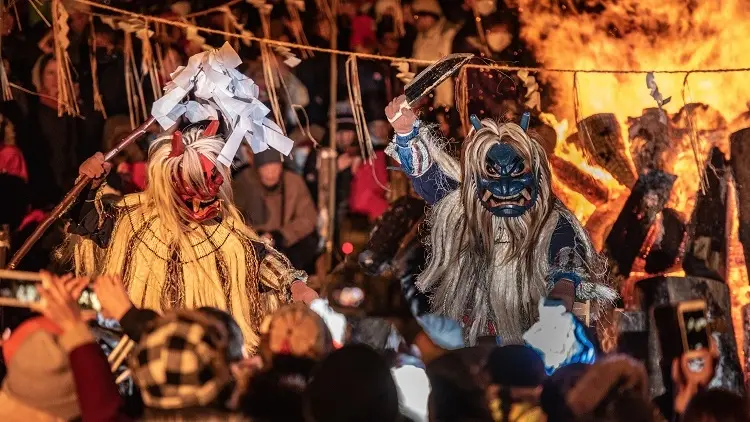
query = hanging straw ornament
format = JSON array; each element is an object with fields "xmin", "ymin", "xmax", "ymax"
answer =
[
  {"xmin": 52, "ymin": 0, "xmax": 79, "ymax": 117},
  {"xmin": 345, "ymin": 55, "xmax": 376, "ymax": 163},
  {"xmin": 517, "ymin": 69, "xmax": 541, "ymax": 111},
  {"xmin": 285, "ymin": 0, "xmax": 312, "ymax": 59},
  {"xmin": 118, "ymin": 19, "xmax": 150, "ymax": 128},
  {"xmin": 185, "ymin": 25, "xmax": 211, "ymax": 51},
  {"xmin": 0, "ymin": 1, "xmax": 13, "ymax": 101},
  {"xmin": 87, "ymin": 16, "xmax": 106, "ymax": 117},
  {"xmin": 135, "ymin": 20, "xmax": 161, "ymax": 102},
  {"xmin": 219, "ymin": 5, "xmax": 252, "ymax": 50},
  {"xmin": 260, "ymin": 42, "xmax": 287, "ymax": 135}
]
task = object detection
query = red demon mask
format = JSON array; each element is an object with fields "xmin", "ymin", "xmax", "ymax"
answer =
[{"xmin": 169, "ymin": 121, "xmax": 224, "ymax": 222}]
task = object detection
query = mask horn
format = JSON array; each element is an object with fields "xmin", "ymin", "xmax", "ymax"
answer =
[
  {"xmin": 520, "ymin": 112, "xmax": 531, "ymax": 131},
  {"xmin": 169, "ymin": 131, "xmax": 185, "ymax": 158},
  {"xmin": 469, "ymin": 114, "xmax": 482, "ymax": 130},
  {"xmin": 204, "ymin": 120, "xmax": 220, "ymax": 137}
]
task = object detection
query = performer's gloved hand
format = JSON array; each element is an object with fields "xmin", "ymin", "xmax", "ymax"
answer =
[
  {"xmin": 385, "ymin": 95, "xmax": 417, "ymax": 135},
  {"xmin": 79, "ymin": 152, "xmax": 112, "ymax": 188},
  {"xmin": 523, "ymin": 301, "xmax": 596, "ymax": 375}
]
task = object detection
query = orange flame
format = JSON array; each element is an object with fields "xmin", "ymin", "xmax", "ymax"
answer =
[{"xmin": 514, "ymin": 1, "xmax": 750, "ymax": 368}]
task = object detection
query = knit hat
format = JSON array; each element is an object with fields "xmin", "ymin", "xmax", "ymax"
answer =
[
  {"xmin": 130, "ymin": 310, "xmax": 234, "ymax": 410},
  {"xmin": 259, "ymin": 303, "xmax": 333, "ymax": 363},
  {"xmin": 253, "ymin": 148, "xmax": 283, "ymax": 169},
  {"xmin": 336, "ymin": 101, "xmax": 356, "ymax": 132},
  {"xmin": 412, "ymin": 0, "xmax": 442, "ymax": 17},
  {"xmin": 1, "ymin": 316, "xmax": 80, "ymax": 421}
]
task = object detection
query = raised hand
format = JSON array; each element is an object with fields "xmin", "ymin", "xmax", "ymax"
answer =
[
  {"xmin": 92, "ymin": 275, "xmax": 133, "ymax": 320},
  {"xmin": 78, "ymin": 152, "xmax": 113, "ymax": 187},
  {"xmin": 385, "ymin": 95, "xmax": 417, "ymax": 135},
  {"xmin": 38, "ymin": 271, "xmax": 84, "ymax": 332}
]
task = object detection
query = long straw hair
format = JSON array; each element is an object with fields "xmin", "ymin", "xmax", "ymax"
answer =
[
  {"xmin": 419, "ymin": 119, "xmax": 563, "ymax": 343},
  {"xmin": 145, "ymin": 127, "xmax": 249, "ymax": 259}
]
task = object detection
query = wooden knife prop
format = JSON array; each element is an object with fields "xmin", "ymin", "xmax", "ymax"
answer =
[
  {"xmin": 387, "ymin": 53, "xmax": 474, "ymax": 123},
  {"xmin": 7, "ymin": 42, "xmax": 288, "ymax": 269}
]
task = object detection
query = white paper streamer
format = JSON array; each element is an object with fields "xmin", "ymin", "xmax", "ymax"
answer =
[
  {"xmin": 523, "ymin": 302, "xmax": 578, "ymax": 370},
  {"xmin": 151, "ymin": 42, "xmax": 294, "ymax": 165}
]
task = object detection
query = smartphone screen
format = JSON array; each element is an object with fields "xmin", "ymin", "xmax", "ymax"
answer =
[
  {"xmin": 681, "ymin": 309, "xmax": 710, "ymax": 351},
  {"xmin": 0, "ymin": 280, "xmax": 100, "ymax": 311}
]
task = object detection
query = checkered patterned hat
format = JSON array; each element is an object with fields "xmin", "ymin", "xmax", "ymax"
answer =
[{"xmin": 129, "ymin": 310, "xmax": 235, "ymax": 410}]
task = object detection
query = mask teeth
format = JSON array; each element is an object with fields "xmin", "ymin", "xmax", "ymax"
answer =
[
  {"xmin": 521, "ymin": 189, "xmax": 531, "ymax": 200},
  {"xmin": 482, "ymin": 190, "xmax": 493, "ymax": 202},
  {"xmin": 192, "ymin": 198, "xmax": 200, "ymax": 213}
]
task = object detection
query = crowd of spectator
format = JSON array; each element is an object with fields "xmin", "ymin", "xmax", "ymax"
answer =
[
  {"xmin": 0, "ymin": 270, "xmax": 747, "ymax": 422},
  {"xmin": 0, "ymin": 1, "xmax": 748, "ymax": 422}
]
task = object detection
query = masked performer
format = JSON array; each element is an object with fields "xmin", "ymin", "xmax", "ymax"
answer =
[
  {"xmin": 384, "ymin": 96, "xmax": 616, "ymax": 345},
  {"xmin": 64, "ymin": 121, "xmax": 318, "ymax": 351}
]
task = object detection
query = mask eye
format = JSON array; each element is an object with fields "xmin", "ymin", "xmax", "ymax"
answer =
[
  {"xmin": 486, "ymin": 163, "xmax": 499, "ymax": 177},
  {"xmin": 511, "ymin": 162, "xmax": 526, "ymax": 177}
]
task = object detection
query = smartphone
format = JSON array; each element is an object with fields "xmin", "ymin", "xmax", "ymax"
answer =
[
  {"xmin": 676, "ymin": 300, "xmax": 710, "ymax": 352},
  {"xmin": 653, "ymin": 299, "xmax": 710, "ymax": 360},
  {"xmin": 0, "ymin": 279, "xmax": 101, "ymax": 312}
]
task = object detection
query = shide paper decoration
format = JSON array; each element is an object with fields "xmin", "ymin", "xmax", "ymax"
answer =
[{"xmin": 151, "ymin": 42, "xmax": 294, "ymax": 166}]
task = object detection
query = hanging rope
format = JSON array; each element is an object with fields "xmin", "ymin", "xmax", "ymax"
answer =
[
  {"xmin": 681, "ymin": 72, "xmax": 708, "ymax": 194},
  {"xmin": 345, "ymin": 55, "xmax": 375, "ymax": 163},
  {"xmin": 260, "ymin": 41, "xmax": 287, "ymax": 135}
]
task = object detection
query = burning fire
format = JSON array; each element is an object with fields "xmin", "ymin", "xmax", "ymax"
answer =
[{"xmin": 513, "ymin": 1, "xmax": 750, "ymax": 367}]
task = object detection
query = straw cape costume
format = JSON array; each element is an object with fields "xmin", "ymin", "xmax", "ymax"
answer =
[
  {"xmin": 385, "ymin": 98, "xmax": 617, "ymax": 346},
  {"xmin": 65, "ymin": 121, "xmax": 314, "ymax": 351}
]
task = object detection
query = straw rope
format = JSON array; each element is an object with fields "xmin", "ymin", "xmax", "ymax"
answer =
[{"xmin": 71, "ymin": 0, "xmax": 750, "ymax": 75}]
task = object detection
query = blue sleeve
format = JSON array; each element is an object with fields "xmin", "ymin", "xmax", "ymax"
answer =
[
  {"xmin": 548, "ymin": 216, "xmax": 587, "ymax": 288},
  {"xmin": 409, "ymin": 165, "xmax": 459, "ymax": 205}
]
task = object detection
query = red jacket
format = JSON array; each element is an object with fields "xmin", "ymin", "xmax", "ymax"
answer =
[
  {"xmin": 64, "ymin": 323, "xmax": 130, "ymax": 422},
  {"xmin": 349, "ymin": 150, "xmax": 390, "ymax": 221}
]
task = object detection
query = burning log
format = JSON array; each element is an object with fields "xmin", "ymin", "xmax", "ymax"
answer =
[
  {"xmin": 628, "ymin": 108, "xmax": 672, "ymax": 174},
  {"xmin": 577, "ymin": 113, "xmax": 638, "ymax": 188},
  {"xmin": 683, "ymin": 147, "xmax": 728, "ymax": 282},
  {"xmin": 549, "ymin": 155, "xmax": 609, "ymax": 206},
  {"xmin": 636, "ymin": 276, "xmax": 745, "ymax": 398},
  {"xmin": 584, "ymin": 192, "xmax": 628, "ymax": 251},
  {"xmin": 730, "ymin": 128, "xmax": 750, "ymax": 281},
  {"xmin": 604, "ymin": 170, "xmax": 676, "ymax": 279},
  {"xmin": 644, "ymin": 208, "xmax": 687, "ymax": 274},
  {"xmin": 604, "ymin": 172, "xmax": 675, "ymax": 276}
]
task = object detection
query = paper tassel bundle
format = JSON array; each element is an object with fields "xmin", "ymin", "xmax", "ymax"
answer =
[
  {"xmin": 52, "ymin": 0, "xmax": 79, "ymax": 116},
  {"xmin": 151, "ymin": 42, "xmax": 294, "ymax": 166}
]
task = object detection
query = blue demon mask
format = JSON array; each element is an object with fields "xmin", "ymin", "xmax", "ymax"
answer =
[{"xmin": 476, "ymin": 143, "xmax": 538, "ymax": 217}]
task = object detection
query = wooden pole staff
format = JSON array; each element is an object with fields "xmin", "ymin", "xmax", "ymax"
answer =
[
  {"xmin": 317, "ymin": 0, "xmax": 338, "ymax": 279},
  {"xmin": 6, "ymin": 117, "xmax": 157, "ymax": 270}
]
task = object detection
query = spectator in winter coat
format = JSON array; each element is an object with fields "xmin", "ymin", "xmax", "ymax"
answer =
[
  {"xmin": 410, "ymin": 0, "xmax": 458, "ymax": 108},
  {"xmin": 234, "ymin": 147, "xmax": 319, "ymax": 272}
]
